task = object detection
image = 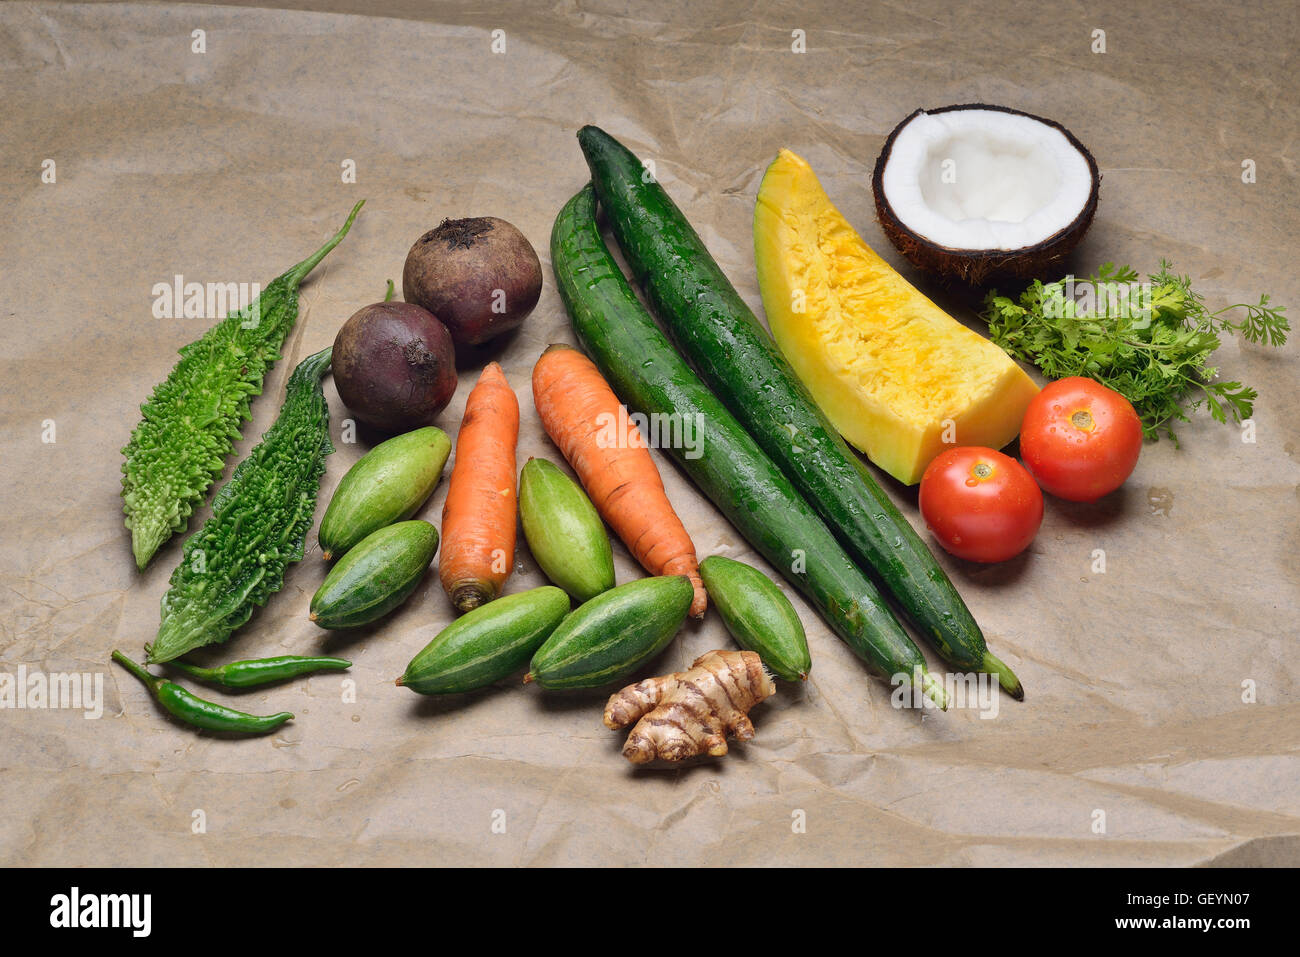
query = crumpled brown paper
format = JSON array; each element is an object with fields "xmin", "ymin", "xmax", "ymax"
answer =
[{"xmin": 1, "ymin": 0, "xmax": 1297, "ymax": 866}]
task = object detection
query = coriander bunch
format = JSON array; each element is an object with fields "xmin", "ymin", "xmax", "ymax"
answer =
[{"xmin": 981, "ymin": 261, "xmax": 1288, "ymax": 444}]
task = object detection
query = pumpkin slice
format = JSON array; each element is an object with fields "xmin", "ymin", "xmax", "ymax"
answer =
[{"xmin": 753, "ymin": 148, "xmax": 1040, "ymax": 485}]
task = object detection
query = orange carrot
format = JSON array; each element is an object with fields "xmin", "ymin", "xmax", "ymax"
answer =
[
  {"xmin": 532, "ymin": 344, "xmax": 706, "ymax": 617},
  {"xmin": 440, "ymin": 362, "xmax": 520, "ymax": 612}
]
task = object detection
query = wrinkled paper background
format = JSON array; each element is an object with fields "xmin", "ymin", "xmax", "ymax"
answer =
[{"xmin": 1, "ymin": 0, "xmax": 1297, "ymax": 866}]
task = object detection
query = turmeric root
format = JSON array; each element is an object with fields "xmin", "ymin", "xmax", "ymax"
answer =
[{"xmin": 603, "ymin": 650, "xmax": 775, "ymax": 764}]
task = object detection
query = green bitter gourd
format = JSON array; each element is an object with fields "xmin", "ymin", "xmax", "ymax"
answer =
[
  {"xmin": 147, "ymin": 347, "xmax": 334, "ymax": 663},
  {"xmin": 121, "ymin": 201, "xmax": 363, "ymax": 570}
]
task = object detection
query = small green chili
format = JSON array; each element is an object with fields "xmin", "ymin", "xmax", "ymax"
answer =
[
  {"xmin": 111, "ymin": 650, "xmax": 293, "ymax": 735},
  {"xmin": 165, "ymin": 654, "xmax": 352, "ymax": 689}
]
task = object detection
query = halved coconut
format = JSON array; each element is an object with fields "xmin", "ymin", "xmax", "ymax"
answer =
[{"xmin": 872, "ymin": 104, "xmax": 1100, "ymax": 284}]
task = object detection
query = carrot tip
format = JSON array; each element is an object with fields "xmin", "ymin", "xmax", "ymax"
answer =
[{"xmin": 688, "ymin": 590, "xmax": 708, "ymax": 618}]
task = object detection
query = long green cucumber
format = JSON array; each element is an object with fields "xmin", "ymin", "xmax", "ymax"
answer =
[
  {"xmin": 310, "ymin": 520, "xmax": 439, "ymax": 628},
  {"xmin": 551, "ymin": 186, "xmax": 944, "ymax": 707},
  {"xmin": 319, "ymin": 427, "xmax": 451, "ymax": 559},
  {"xmin": 519, "ymin": 457, "xmax": 616, "ymax": 601},
  {"xmin": 578, "ymin": 126, "xmax": 1021, "ymax": 699},
  {"xmin": 399, "ymin": 586, "xmax": 571, "ymax": 694},
  {"xmin": 699, "ymin": 555, "xmax": 810, "ymax": 682},
  {"xmin": 526, "ymin": 575, "xmax": 693, "ymax": 690}
]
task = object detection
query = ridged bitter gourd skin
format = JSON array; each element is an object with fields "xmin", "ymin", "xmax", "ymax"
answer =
[
  {"xmin": 121, "ymin": 202, "xmax": 362, "ymax": 570},
  {"xmin": 147, "ymin": 347, "xmax": 334, "ymax": 664}
]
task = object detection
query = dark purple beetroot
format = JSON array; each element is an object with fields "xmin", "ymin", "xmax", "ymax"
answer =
[
  {"xmin": 402, "ymin": 216, "xmax": 542, "ymax": 347},
  {"xmin": 332, "ymin": 301, "xmax": 457, "ymax": 433}
]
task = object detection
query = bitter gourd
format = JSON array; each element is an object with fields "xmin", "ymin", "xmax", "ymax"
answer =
[
  {"xmin": 121, "ymin": 201, "xmax": 363, "ymax": 570},
  {"xmin": 147, "ymin": 347, "xmax": 334, "ymax": 664}
]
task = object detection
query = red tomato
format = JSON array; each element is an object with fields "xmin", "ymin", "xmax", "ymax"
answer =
[
  {"xmin": 1019, "ymin": 377, "xmax": 1143, "ymax": 502},
  {"xmin": 919, "ymin": 447, "xmax": 1043, "ymax": 563}
]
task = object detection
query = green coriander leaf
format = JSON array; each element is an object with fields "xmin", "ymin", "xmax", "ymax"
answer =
[{"xmin": 981, "ymin": 262, "xmax": 1286, "ymax": 442}]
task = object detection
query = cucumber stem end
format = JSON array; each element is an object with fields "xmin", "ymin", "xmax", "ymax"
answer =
[
  {"xmin": 981, "ymin": 649, "xmax": 1025, "ymax": 701},
  {"xmin": 919, "ymin": 669, "xmax": 949, "ymax": 711}
]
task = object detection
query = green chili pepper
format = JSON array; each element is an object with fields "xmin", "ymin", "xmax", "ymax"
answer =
[
  {"xmin": 165, "ymin": 655, "xmax": 352, "ymax": 689},
  {"xmin": 111, "ymin": 650, "xmax": 293, "ymax": 735}
]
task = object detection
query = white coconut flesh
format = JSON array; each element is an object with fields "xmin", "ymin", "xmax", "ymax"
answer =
[{"xmin": 880, "ymin": 108, "xmax": 1094, "ymax": 252}]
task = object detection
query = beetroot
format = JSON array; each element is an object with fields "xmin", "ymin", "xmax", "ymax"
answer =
[
  {"xmin": 332, "ymin": 301, "xmax": 456, "ymax": 433},
  {"xmin": 402, "ymin": 217, "xmax": 542, "ymax": 347}
]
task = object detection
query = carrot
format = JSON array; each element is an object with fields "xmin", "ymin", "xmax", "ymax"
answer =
[
  {"xmin": 532, "ymin": 344, "xmax": 706, "ymax": 617},
  {"xmin": 439, "ymin": 362, "xmax": 520, "ymax": 612}
]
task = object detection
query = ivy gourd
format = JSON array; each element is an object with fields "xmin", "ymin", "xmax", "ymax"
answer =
[{"xmin": 121, "ymin": 201, "xmax": 363, "ymax": 569}]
